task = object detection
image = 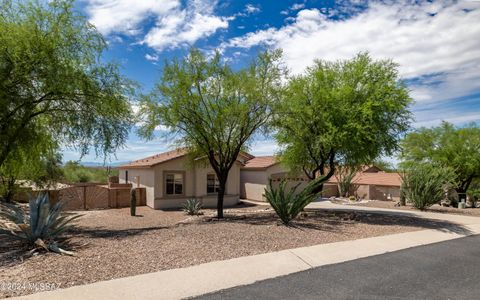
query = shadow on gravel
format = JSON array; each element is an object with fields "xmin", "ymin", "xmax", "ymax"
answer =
[
  {"xmin": 69, "ymin": 225, "xmax": 170, "ymax": 239},
  {"xmin": 208, "ymin": 209, "xmax": 473, "ymax": 236}
]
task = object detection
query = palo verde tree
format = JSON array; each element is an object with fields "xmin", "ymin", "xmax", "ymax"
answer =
[
  {"xmin": 273, "ymin": 53, "xmax": 412, "ymax": 193},
  {"xmin": 139, "ymin": 48, "xmax": 284, "ymax": 218},
  {"xmin": 400, "ymin": 122, "xmax": 480, "ymax": 203},
  {"xmin": 0, "ymin": 0, "xmax": 134, "ymax": 168}
]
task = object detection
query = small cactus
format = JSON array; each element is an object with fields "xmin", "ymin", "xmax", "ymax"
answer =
[{"xmin": 130, "ymin": 188, "xmax": 137, "ymax": 216}]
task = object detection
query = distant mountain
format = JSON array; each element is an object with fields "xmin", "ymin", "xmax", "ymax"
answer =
[{"xmin": 77, "ymin": 161, "xmax": 128, "ymax": 167}]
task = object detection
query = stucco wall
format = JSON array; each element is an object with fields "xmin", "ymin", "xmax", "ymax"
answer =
[
  {"xmin": 240, "ymin": 163, "xmax": 305, "ymax": 202},
  {"xmin": 119, "ymin": 168, "xmax": 155, "ymax": 208},
  {"xmin": 121, "ymin": 156, "xmax": 240, "ymax": 209},
  {"xmin": 322, "ymin": 183, "xmax": 339, "ymax": 198},
  {"xmin": 152, "ymin": 157, "xmax": 196, "ymax": 199},
  {"xmin": 240, "ymin": 170, "xmax": 268, "ymax": 200},
  {"xmin": 370, "ymin": 185, "xmax": 401, "ymax": 201},
  {"xmin": 194, "ymin": 162, "xmax": 241, "ymax": 196}
]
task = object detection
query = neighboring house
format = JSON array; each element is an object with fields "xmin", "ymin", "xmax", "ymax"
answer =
[
  {"xmin": 240, "ymin": 161, "xmax": 402, "ymax": 202},
  {"xmin": 328, "ymin": 171, "xmax": 402, "ymax": 201},
  {"xmin": 118, "ymin": 148, "xmax": 250, "ymax": 209}
]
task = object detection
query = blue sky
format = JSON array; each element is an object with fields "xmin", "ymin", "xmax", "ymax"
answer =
[{"xmin": 63, "ymin": 0, "xmax": 480, "ymax": 164}]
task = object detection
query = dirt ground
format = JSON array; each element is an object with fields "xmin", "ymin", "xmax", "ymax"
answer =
[
  {"xmin": 0, "ymin": 203, "xmax": 466, "ymax": 298},
  {"xmin": 353, "ymin": 200, "xmax": 480, "ymax": 216}
]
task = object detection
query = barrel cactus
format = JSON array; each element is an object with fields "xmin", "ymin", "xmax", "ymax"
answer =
[{"xmin": 130, "ymin": 188, "xmax": 136, "ymax": 216}]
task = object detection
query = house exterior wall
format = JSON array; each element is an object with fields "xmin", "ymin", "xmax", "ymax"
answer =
[
  {"xmin": 370, "ymin": 185, "xmax": 401, "ymax": 201},
  {"xmin": 351, "ymin": 184, "xmax": 400, "ymax": 201},
  {"xmin": 118, "ymin": 168, "xmax": 155, "ymax": 208},
  {"xmin": 241, "ymin": 163, "xmax": 306, "ymax": 202},
  {"xmin": 322, "ymin": 183, "xmax": 339, "ymax": 198},
  {"xmin": 121, "ymin": 156, "xmax": 241, "ymax": 209},
  {"xmin": 240, "ymin": 170, "xmax": 269, "ymax": 201}
]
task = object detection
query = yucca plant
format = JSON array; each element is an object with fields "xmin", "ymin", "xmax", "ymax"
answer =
[
  {"xmin": 401, "ymin": 164, "xmax": 455, "ymax": 210},
  {"xmin": 0, "ymin": 193, "xmax": 80, "ymax": 255},
  {"xmin": 264, "ymin": 178, "xmax": 323, "ymax": 225},
  {"xmin": 183, "ymin": 198, "xmax": 202, "ymax": 215}
]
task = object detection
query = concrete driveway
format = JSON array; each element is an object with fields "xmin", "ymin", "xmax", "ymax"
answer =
[{"xmin": 195, "ymin": 235, "xmax": 480, "ymax": 300}]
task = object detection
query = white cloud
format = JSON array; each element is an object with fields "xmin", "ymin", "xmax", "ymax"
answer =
[
  {"xmin": 85, "ymin": 0, "xmax": 179, "ymax": 36},
  {"xmin": 222, "ymin": 1, "xmax": 480, "ymax": 103},
  {"xmin": 142, "ymin": 0, "xmax": 229, "ymax": 51},
  {"xmin": 145, "ymin": 53, "xmax": 159, "ymax": 62},
  {"xmin": 249, "ymin": 139, "xmax": 281, "ymax": 156},
  {"xmin": 290, "ymin": 3, "xmax": 305, "ymax": 11},
  {"xmin": 245, "ymin": 4, "xmax": 261, "ymax": 14},
  {"xmin": 85, "ymin": 0, "xmax": 229, "ymax": 52}
]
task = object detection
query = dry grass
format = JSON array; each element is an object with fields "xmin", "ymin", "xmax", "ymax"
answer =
[{"xmin": 0, "ymin": 203, "xmax": 467, "ymax": 298}]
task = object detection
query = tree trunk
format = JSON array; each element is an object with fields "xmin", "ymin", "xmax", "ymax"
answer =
[
  {"xmin": 310, "ymin": 152, "xmax": 336, "ymax": 195},
  {"xmin": 216, "ymin": 177, "xmax": 227, "ymax": 219}
]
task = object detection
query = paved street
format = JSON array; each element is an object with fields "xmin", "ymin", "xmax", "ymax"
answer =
[{"xmin": 195, "ymin": 235, "xmax": 480, "ymax": 300}]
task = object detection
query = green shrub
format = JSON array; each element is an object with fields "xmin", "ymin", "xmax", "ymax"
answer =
[
  {"xmin": 264, "ymin": 179, "xmax": 321, "ymax": 225},
  {"xmin": 0, "ymin": 193, "xmax": 80, "ymax": 255},
  {"xmin": 401, "ymin": 164, "xmax": 455, "ymax": 210},
  {"xmin": 62, "ymin": 161, "xmax": 118, "ymax": 184},
  {"xmin": 183, "ymin": 198, "xmax": 202, "ymax": 215}
]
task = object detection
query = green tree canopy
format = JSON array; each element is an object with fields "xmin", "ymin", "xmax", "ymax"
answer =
[
  {"xmin": 0, "ymin": 0, "xmax": 134, "ymax": 168},
  {"xmin": 0, "ymin": 137, "xmax": 62, "ymax": 202},
  {"xmin": 273, "ymin": 52, "xmax": 412, "ymax": 192},
  {"xmin": 139, "ymin": 48, "xmax": 284, "ymax": 218},
  {"xmin": 400, "ymin": 122, "xmax": 480, "ymax": 201}
]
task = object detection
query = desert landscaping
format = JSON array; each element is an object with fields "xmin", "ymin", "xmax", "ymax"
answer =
[{"xmin": 0, "ymin": 202, "xmax": 464, "ymax": 298}]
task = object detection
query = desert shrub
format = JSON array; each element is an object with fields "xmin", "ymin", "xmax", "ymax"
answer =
[
  {"xmin": 335, "ymin": 165, "xmax": 359, "ymax": 197},
  {"xmin": 0, "ymin": 193, "xmax": 80, "ymax": 255},
  {"xmin": 264, "ymin": 179, "xmax": 321, "ymax": 225},
  {"xmin": 63, "ymin": 161, "xmax": 118, "ymax": 184},
  {"xmin": 183, "ymin": 198, "xmax": 202, "ymax": 215},
  {"xmin": 401, "ymin": 164, "xmax": 455, "ymax": 210},
  {"xmin": 467, "ymin": 188, "xmax": 480, "ymax": 208}
]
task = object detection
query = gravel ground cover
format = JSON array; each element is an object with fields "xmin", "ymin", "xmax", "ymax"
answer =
[
  {"xmin": 353, "ymin": 200, "xmax": 480, "ymax": 216},
  {"xmin": 0, "ymin": 203, "xmax": 464, "ymax": 298}
]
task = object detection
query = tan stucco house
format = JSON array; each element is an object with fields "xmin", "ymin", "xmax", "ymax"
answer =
[
  {"xmin": 118, "ymin": 148, "xmax": 251, "ymax": 209},
  {"xmin": 119, "ymin": 148, "xmax": 402, "ymax": 208}
]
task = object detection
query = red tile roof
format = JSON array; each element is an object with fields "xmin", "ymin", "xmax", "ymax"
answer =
[
  {"xmin": 119, "ymin": 148, "xmax": 188, "ymax": 168},
  {"xmin": 242, "ymin": 156, "xmax": 279, "ymax": 169},
  {"xmin": 328, "ymin": 172, "xmax": 402, "ymax": 187},
  {"xmin": 120, "ymin": 148, "xmax": 256, "ymax": 169}
]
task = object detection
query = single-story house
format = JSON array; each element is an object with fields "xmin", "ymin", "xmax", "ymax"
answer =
[
  {"xmin": 118, "ymin": 148, "xmax": 251, "ymax": 209},
  {"xmin": 119, "ymin": 148, "xmax": 402, "ymax": 208},
  {"xmin": 327, "ymin": 171, "xmax": 402, "ymax": 201}
]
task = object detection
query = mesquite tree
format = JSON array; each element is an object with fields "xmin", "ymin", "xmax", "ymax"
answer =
[
  {"xmin": 0, "ymin": 0, "xmax": 134, "ymax": 168},
  {"xmin": 273, "ymin": 53, "xmax": 412, "ymax": 193},
  {"xmin": 139, "ymin": 48, "xmax": 284, "ymax": 218},
  {"xmin": 400, "ymin": 122, "xmax": 480, "ymax": 203}
]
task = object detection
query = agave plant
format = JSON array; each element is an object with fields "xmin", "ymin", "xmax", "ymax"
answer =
[
  {"xmin": 264, "ymin": 178, "xmax": 324, "ymax": 225},
  {"xmin": 0, "ymin": 193, "xmax": 80, "ymax": 255},
  {"xmin": 183, "ymin": 198, "xmax": 202, "ymax": 215}
]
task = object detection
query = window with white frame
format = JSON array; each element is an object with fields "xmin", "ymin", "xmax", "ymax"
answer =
[
  {"xmin": 165, "ymin": 173, "xmax": 183, "ymax": 195},
  {"xmin": 207, "ymin": 174, "xmax": 220, "ymax": 194}
]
